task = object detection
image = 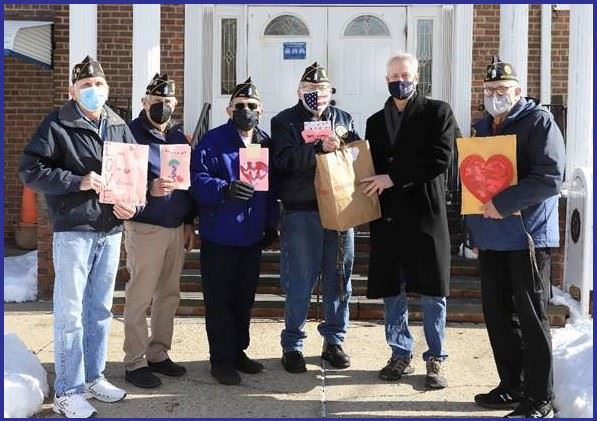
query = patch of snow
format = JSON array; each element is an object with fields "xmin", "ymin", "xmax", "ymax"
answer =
[
  {"xmin": 3, "ymin": 251, "xmax": 38, "ymax": 302},
  {"xmin": 3, "ymin": 332, "xmax": 49, "ymax": 418}
]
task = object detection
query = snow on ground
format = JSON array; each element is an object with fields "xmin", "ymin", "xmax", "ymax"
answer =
[
  {"xmin": 3, "ymin": 250, "xmax": 38, "ymax": 302},
  {"xmin": 550, "ymin": 287, "xmax": 593, "ymax": 418},
  {"xmin": 3, "ymin": 332, "xmax": 49, "ymax": 418}
]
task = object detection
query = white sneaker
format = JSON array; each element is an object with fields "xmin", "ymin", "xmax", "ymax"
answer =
[
  {"xmin": 84, "ymin": 377, "xmax": 127, "ymax": 403},
  {"xmin": 52, "ymin": 393, "xmax": 97, "ymax": 418}
]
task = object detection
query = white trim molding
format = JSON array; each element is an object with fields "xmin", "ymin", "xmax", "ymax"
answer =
[
  {"xmin": 500, "ymin": 4, "xmax": 528, "ymax": 95},
  {"xmin": 184, "ymin": 4, "xmax": 204, "ymax": 134},
  {"xmin": 540, "ymin": 4, "xmax": 552, "ymax": 104},
  {"xmin": 132, "ymin": 4, "xmax": 161, "ymax": 117},
  {"xmin": 69, "ymin": 4, "xmax": 97, "ymax": 86},
  {"xmin": 451, "ymin": 4, "xmax": 473, "ymax": 137}
]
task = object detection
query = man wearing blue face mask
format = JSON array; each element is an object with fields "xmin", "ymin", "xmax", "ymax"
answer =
[
  {"xmin": 466, "ymin": 56, "xmax": 565, "ymax": 419},
  {"xmin": 362, "ymin": 52, "xmax": 459, "ymax": 390},
  {"xmin": 19, "ymin": 55, "xmax": 137, "ymax": 418}
]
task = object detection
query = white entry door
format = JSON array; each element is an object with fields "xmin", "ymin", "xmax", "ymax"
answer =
[
  {"xmin": 247, "ymin": 7, "xmax": 327, "ymax": 133},
  {"xmin": 327, "ymin": 8, "xmax": 406, "ymax": 136}
]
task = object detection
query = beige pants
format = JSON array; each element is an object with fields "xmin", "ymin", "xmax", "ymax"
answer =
[{"xmin": 123, "ymin": 221, "xmax": 185, "ymax": 371}]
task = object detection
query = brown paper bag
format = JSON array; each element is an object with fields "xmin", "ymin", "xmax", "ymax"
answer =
[{"xmin": 314, "ymin": 140, "xmax": 381, "ymax": 230}]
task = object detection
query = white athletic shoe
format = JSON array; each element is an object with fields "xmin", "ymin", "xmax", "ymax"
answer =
[
  {"xmin": 52, "ymin": 393, "xmax": 97, "ymax": 418},
  {"xmin": 84, "ymin": 377, "xmax": 127, "ymax": 403}
]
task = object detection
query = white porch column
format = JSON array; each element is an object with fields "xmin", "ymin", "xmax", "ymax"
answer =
[
  {"xmin": 451, "ymin": 4, "xmax": 473, "ymax": 136},
  {"xmin": 500, "ymin": 4, "xmax": 528, "ymax": 95},
  {"xmin": 565, "ymin": 4, "xmax": 593, "ymax": 179},
  {"xmin": 69, "ymin": 4, "xmax": 97, "ymax": 85},
  {"xmin": 540, "ymin": 4, "xmax": 552, "ymax": 104},
  {"xmin": 132, "ymin": 4, "xmax": 160, "ymax": 117},
  {"xmin": 184, "ymin": 4, "xmax": 204, "ymax": 135}
]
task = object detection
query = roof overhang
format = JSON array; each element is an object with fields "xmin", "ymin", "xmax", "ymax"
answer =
[{"xmin": 4, "ymin": 20, "xmax": 53, "ymax": 68}]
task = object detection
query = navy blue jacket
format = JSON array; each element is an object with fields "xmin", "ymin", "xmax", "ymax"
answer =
[
  {"xmin": 19, "ymin": 100, "xmax": 136, "ymax": 233},
  {"xmin": 190, "ymin": 120, "xmax": 279, "ymax": 247},
  {"xmin": 128, "ymin": 112, "xmax": 195, "ymax": 228},
  {"xmin": 464, "ymin": 97, "xmax": 566, "ymax": 250}
]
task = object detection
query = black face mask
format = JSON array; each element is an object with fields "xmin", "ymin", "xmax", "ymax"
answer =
[
  {"xmin": 148, "ymin": 102, "xmax": 173, "ymax": 125},
  {"xmin": 232, "ymin": 109, "xmax": 259, "ymax": 131},
  {"xmin": 388, "ymin": 80, "xmax": 416, "ymax": 100}
]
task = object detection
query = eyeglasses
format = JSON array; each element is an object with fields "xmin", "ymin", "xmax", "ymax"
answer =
[
  {"xmin": 483, "ymin": 86, "xmax": 515, "ymax": 97},
  {"xmin": 303, "ymin": 85, "xmax": 331, "ymax": 93},
  {"xmin": 234, "ymin": 102, "xmax": 259, "ymax": 111}
]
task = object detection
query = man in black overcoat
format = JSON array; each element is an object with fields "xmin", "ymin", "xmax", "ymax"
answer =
[{"xmin": 361, "ymin": 52, "xmax": 460, "ymax": 389}]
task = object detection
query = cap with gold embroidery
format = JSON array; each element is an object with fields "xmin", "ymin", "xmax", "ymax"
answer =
[
  {"xmin": 484, "ymin": 55, "xmax": 519, "ymax": 83},
  {"xmin": 230, "ymin": 77, "xmax": 261, "ymax": 101},
  {"xmin": 71, "ymin": 55, "xmax": 105, "ymax": 84},
  {"xmin": 300, "ymin": 62, "xmax": 329, "ymax": 83},
  {"xmin": 146, "ymin": 73, "xmax": 176, "ymax": 97}
]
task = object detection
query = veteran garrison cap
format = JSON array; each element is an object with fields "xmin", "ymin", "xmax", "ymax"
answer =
[
  {"xmin": 484, "ymin": 55, "xmax": 519, "ymax": 83},
  {"xmin": 71, "ymin": 55, "xmax": 105, "ymax": 84},
  {"xmin": 146, "ymin": 73, "xmax": 176, "ymax": 97},
  {"xmin": 230, "ymin": 77, "xmax": 261, "ymax": 101},
  {"xmin": 300, "ymin": 62, "xmax": 329, "ymax": 83}
]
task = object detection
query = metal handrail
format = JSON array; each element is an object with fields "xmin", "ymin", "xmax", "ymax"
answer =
[{"xmin": 191, "ymin": 102, "xmax": 211, "ymax": 149}]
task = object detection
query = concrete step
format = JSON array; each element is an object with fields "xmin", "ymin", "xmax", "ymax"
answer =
[{"xmin": 111, "ymin": 291, "xmax": 569, "ymax": 327}]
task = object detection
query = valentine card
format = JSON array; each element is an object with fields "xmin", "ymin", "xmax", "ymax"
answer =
[
  {"xmin": 239, "ymin": 144, "xmax": 269, "ymax": 191},
  {"xmin": 160, "ymin": 144, "xmax": 191, "ymax": 190},
  {"xmin": 457, "ymin": 135, "xmax": 518, "ymax": 215},
  {"xmin": 100, "ymin": 141, "xmax": 149, "ymax": 206},
  {"xmin": 302, "ymin": 120, "xmax": 333, "ymax": 144}
]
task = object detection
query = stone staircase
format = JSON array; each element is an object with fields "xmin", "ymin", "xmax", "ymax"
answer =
[{"xmin": 112, "ymin": 231, "xmax": 569, "ymax": 326}]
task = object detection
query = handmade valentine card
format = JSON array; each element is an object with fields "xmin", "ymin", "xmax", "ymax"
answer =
[
  {"xmin": 160, "ymin": 144, "xmax": 191, "ymax": 190},
  {"xmin": 239, "ymin": 144, "xmax": 269, "ymax": 191},
  {"xmin": 457, "ymin": 135, "xmax": 517, "ymax": 215},
  {"xmin": 302, "ymin": 120, "xmax": 333, "ymax": 144},
  {"xmin": 100, "ymin": 141, "xmax": 149, "ymax": 206}
]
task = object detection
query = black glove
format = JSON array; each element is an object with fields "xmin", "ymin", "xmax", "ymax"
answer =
[
  {"xmin": 261, "ymin": 227, "xmax": 279, "ymax": 249},
  {"xmin": 225, "ymin": 180, "xmax": 254, "ymax": 201}
]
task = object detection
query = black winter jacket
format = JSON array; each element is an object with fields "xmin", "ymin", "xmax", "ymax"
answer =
[{"xmin": 19, "ymin": 100, "xmax": 137, "ymax": 233}]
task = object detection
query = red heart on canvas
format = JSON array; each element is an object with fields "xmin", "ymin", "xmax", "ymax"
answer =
[{"xmin": 460, "ymin": 154, "xmax": 514, "ymax": 204}]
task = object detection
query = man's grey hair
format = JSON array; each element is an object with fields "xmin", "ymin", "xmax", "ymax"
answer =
[
  {"xmin": 386, "ymin": 53, "xmax": 419, "ymax": 75},
  {"xmin": 297, "ymin": 80, "xmax": 330, "ymax": 91}
]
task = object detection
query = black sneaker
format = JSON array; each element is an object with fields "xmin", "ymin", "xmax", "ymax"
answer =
[
  {"xmin": 504, "ymin": 399, "xmax": 554, "ymax": 418},
  {"xmin": 125, "ymin": 367, "xmax": 162, "ymax": 389},
  {"xmin": 211, "ymin": 364, "xmax": 241, "ymax": 386},
  {"xmin": 148, "ymin": 358, "xmax": 187, "ymax": 377},
  {"xmin": 425, "ymin": 357, "xmax": 447, "ymax": 389},
  {"xmin": 235, "ymin": 352, "xmax": 264, "ymax": 374},
  {"xmin": 282, "ymin": 351, "xmax": 307, "ymax": 373},
  {"xmin": 378, "ymin": 356, "xmax": 414, "ymax": 381},
  {"xmin": 475, "ymin": 386, "xmax": 523, "ymax": 409},
  {"xmin": 321, "ymin": 344, "xmax": 351, "ymax": 369}
]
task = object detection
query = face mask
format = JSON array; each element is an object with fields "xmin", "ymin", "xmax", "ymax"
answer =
[
  {"xmin": 148, "ymin": 102, "xmax": 173, "ymax": 125},
  {"xmin": 232, "ymin": 109, "xmax": 259, "ymax": 131},
  {"xmin": 484, "ymin": 94, "xmax": 514, "ymax": 118},
  {"xmin": 78, "ymin": 86, "xmax": 108, "ymax": 113},
  {"xmin": 388, "ymin": 80, "xmax": 415, "ymax": 100},
  {"xmin": 301, "ymin": 90, "xmax": 329, "ymax": 114}
]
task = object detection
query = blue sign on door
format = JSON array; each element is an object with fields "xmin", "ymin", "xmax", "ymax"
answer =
[{"xmin": 283, "ymin": 42, "xmax": 306, "ymax": 60}]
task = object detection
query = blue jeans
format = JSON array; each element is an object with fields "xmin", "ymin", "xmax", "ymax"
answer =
[
  {"xmin": 280, "ymin": 210, "xmax": 354, "ymax": 352},
  {"xmin": 383, "ymin": 284, "xmax": 448, "ymax": 362},
  {"xmin": 52, "ymin": 231, "xmax": 122, "ymax": 396}
]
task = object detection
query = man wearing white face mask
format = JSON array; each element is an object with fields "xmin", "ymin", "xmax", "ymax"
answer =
[
  {"xmin": 19, "ymin": 55, "xmax": 137, "ymax": 418},
  {"xmin": 465, "ymin": 56, "xmax": 565, "ymax": 418}
]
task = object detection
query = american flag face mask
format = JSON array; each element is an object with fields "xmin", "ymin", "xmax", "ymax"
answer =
[{"xmin": 301, "ymin": 89, "xmax": 330, "ymax": 113}]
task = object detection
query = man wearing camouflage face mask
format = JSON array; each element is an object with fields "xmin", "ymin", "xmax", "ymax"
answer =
[{"xmin": 123, "ymin": 73, "xmax": 196, "ymax": 389}]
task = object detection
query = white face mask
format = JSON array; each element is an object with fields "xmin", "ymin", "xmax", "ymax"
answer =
[
  {"xmin": 484, "ymin": 94, "xmax": 514, "ymax": 118},
  {"xmin": 77, "ymin": 86, "xmax": 108, "ymax": 113}
]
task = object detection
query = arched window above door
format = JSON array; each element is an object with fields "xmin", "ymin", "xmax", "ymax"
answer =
[
  {"xmin": 264, "ymin": 15, "xmax": 309, "ymax": 36},
  {"xmin": 344, "ymin": 15, "xmax": 390, "ymax": 37}
]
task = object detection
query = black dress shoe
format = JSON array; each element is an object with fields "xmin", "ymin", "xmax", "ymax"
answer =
[
  {"xmin": 474, "ymin": 386, "xmax": 523, "ymax": 409},
  {"xmin": 282, "ymin": 351, "xmax": 307, "ymax": 373},
  {"xmin": 211, "ymin": 364, "xmax": 241, "ymax": 385},
  {"xmin": 235, "ymin": 352, "xmax": 264, "ymax": 374},
  {"xmin": 148, "ymin": 358, "xmax": 187, "ymax": 377},
  {"xmin": 321, "ymin": 344, "xmax": 350, "ymax": 368},
  {"xmin": 125, "ymin": 367, "xmax": 162, "ymax": 388},
  {"xmin": 504, "ymin": 399, "xmax": 554, "ymax": 418}
]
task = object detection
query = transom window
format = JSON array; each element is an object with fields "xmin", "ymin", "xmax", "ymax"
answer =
[
  {"xmin": 264, "ymin": 15, "xmax": 309, "ymax": 36},
  {"xmin": 344, "ymin": 15, "xmax": 390, "ymax": 37}
]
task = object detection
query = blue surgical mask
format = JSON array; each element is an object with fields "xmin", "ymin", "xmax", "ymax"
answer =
[
  {"xmin": 484, "ymin": 94, "xmax": 514, "ymax": 118},
  {"xmin": 388, "ymin": 80, "xmax": 415, "ymax": 100},
  {"xmin": 78, "ymin": 86, "xmax": 108, "ymax": 112}
]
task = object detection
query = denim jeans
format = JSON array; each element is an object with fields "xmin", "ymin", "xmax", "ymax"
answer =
[
  {"xmin": 52, "ymin": 231, "xmax": 122, "ymax": 396},
  {"xmin": 280, "ymin": 210, "xmax": 354, "ymax": 352},
  {"xmin": 383, "ymin": 284, "xmax": 448, "ymax": 362}
]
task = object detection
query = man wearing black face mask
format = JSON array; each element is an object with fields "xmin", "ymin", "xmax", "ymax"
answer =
[
  {"xmin": 190, "ymin": 78, "xmax": 280, "ymax": 385},
  {"xmin": 362, "ymin": 53, "xmax": 460, "ymax": 390},
  {"xmin": 123, "ymin": 73, "xmax": 196, "ymax": 389}
]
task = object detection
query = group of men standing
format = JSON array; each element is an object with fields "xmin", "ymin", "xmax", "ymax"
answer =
[{"xmin": 19, "ymin": 50, "xmax": 564, "ymax": 419}]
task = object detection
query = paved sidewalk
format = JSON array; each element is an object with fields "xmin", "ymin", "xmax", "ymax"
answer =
[{"xmin": 5, "ymin": 303, "xmax": 509, "ymax": 418}]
